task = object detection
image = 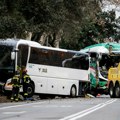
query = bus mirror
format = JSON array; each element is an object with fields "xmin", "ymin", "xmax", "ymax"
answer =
[{"xmin": 11, "ymin": 52, "xmax": 15, "ymax": 60}]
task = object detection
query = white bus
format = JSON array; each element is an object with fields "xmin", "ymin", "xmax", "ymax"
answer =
[{"xmin": 2, "ymin": 39, "xmax": 90, "ymax": 98}]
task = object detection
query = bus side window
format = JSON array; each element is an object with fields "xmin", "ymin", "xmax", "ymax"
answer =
[
  {"xmin": 29, "ymin": 47, "xmax": 49, "ymax": 65},
  {"xmin": 62, "ymin": 59, "xmax": 72, "ymax": 68},
  {"xmin": 76, "ymin": 57, "xmax": 89, "ymax": 70}
]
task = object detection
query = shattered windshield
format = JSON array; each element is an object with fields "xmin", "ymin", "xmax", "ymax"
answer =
[{"xmin": 0, "ymin": 45, "xmax": 14, "ymax": 68}]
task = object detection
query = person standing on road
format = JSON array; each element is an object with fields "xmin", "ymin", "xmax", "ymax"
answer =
[
  {"xmin": 11, "ymin": 72, "xmax": 21, "ymax": 102},
  {"xmin": 22, "ymin": 68, "xmax": 31, "ymax": 100}
]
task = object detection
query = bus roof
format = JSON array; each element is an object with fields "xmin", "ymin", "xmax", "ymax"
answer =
[
  {"xmin": 0, "ymin": 38, "xmax": 18, "ymax": 46},
  {"xmin": 80, "ymin": 42, "xmax": 120, "ymax": 53},
  {"xmin": 0, "ymin": 38, "xmax": 42, "ymax": 47},
  {"xmin": 18, "ymin": 39, "xmax": 88, "ymax": 55},
  {"xmin": 0, "ymin": 38, "xmax": 88, "ymax": 55}
]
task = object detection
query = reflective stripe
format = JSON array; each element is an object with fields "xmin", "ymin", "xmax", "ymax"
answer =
[
  {"xmin": 11, "ymin": 97, "xmax": 14, "ymax": 100},
  {"xmin": 15, "ymin": 98, "xmax": 18, "ymax": 101},
  {"xmin": 23, "ymin": 75, "xmax": 29, "ymax": 79},
  {"xmin": 12, "ymin": 75, "xmax": 20, "ymax": 87},
  {"xmin": 23, "ymin": 75, "xmax": 30, "ymax": 83},
  {"xmin": 24, "ymin": 93, "xmax": 28, "ymax": 96}
]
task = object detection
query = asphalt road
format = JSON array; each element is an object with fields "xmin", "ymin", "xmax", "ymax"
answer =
[{"xmin": 0, "ymin": 95, "xmax": 119, "ymax": 120}]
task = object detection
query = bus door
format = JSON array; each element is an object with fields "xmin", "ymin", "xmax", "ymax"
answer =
[
  {"xmin": 89, "ymin": 52, "xmax": 99, "ymax": 88},
  {"xmin": 17, "ymin": 44, "xmax": 29, "ymax": 75},
  {"xmin": 72, "ymin": 54, "xmax": 90, "ymax": 96}
]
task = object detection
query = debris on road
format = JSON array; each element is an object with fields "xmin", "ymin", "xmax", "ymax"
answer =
[{"xmin": 85, "ymin": 94, "xmax": 95, "ymax": 98}]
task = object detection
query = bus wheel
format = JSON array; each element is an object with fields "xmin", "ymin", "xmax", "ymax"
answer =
[
  {"xmin": 27, "ymin": 83, "xmax": 34, "ymax": 98},
  {"xmin": 70, "ymin": 85, "xmax": 76, "ymax": 98},
  {"xmin": 109, "ymin": 82, "xmax": 115, "ymax": 98},
  {"xmin": 114, "ymin": 83, "xmax": 120, "ymax": 98}
]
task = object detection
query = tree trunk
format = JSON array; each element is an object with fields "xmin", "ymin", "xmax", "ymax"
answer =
[
  {"xmin": 54, "ymin": 30, "xmax": 63, "ymax": 48},
  {"xmin": 25, "ymin": 31, "xmax": 32, "ymax": 40},
  {"xmin": 39, "ymin": 32, "xmax": 48, "ymax": 45}
]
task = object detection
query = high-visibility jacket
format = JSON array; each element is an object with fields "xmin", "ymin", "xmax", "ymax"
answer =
[
  {"xmin": 23, "ymin": 74, "xmax": 31, "ymax": 83},
  {"xmin": 11, "ymin": 75, "xmax": 20, "ymax": 87}
]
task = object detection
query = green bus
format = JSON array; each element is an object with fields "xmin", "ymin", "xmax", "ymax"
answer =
[{"xmin": 80, "ymin": 42, "xmax": 120, "ymax": 96}]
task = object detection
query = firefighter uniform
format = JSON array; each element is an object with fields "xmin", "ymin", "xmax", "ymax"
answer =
[
  {"xmin": 22, "ymin": 73, "xmax": 31, "ymax": 100},
  {"xmin": 11, "ymin": 74, "xmax": 20, "ymax": 102}
]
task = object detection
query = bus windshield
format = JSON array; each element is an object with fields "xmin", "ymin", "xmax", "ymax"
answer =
[
  {"xmin": 0, "ymin": 45, "xmax": 14, "ymax": 68},
  {"xmin": 0, "ymin": 44, "xmax": 15, "ymax": 84}
]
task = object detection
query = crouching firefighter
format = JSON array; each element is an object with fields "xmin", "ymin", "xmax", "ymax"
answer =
[
  {"xmin": 22, "ymin": 69, "xmax": 31, "ymax": 100},
  {"xmin": 11, "ymin": 72, "xmax": 21, "ymax": 102}
]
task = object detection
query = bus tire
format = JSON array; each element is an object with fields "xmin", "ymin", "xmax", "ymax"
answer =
[
  {"xmin": 70, "ymin": 85, "xmax": 76, "ymax": 98},
  {"xmin": 109, "ymin": 82, "xmax": 115, "ymax": 98},
  {"xmin": 114, "ymin": 83, "xmax": 120, "ymax": 98},
  {"xmin": 27, "ymin": 83, "xmax": 34, "ymax": 98}
]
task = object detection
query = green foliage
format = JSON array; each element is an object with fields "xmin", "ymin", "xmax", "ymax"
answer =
[
  {"xmin": 77, "ymin": 10, "xmax": 120, "ymax": 49},
  {"xmin": 1, "ymin": 0, "xmax": 119, "ymax": 51},
  {"xmin": 19, "ymin": 0, "xmax": 66, "ymax": 33},
  {"xmin": 59, "ymin": 0, "xmax": 102, "ymax": 50},
  {"xmin": 0, "ymin": 15, "xmax": 27, "ymax": 38},
  {"xmin": 0, "ymin": 0, "xmax": 28, "ymax": 38},
  {"xmin": 61, "ymin": 10, "xmax": 120, "ymax": 50},
  {"xmin": 0, "ymin": 0, "xmax": 102, "ymax": 40}
]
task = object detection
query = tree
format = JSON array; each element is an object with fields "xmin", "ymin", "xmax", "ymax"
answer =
[
  {"xmin": 0, "ymin": 0, "xmax": 103, "ymax": 49},
  {"xmin": 0, "ymin": 0, "xmax": 28, "ymax": 38},
  {"xmin": 59, "ymin": 0, "xmax": 102, "ymax": 50},
  {"xmin": 77, "ymin": 10, "xmax": 120, "ymax": 49}
]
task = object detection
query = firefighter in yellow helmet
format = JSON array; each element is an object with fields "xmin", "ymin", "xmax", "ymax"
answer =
[
  {"xmin": 22, "ymin": 68, "xmax": 31, "ymax": 100},
  {"xmin": 11, "ymin": 71, "xmax": 21, "ymax": 102}
]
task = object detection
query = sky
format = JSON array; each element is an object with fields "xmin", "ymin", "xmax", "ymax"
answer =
[{"xmin": 102, "ymin": 0, "xmax": 120, "ymax": 18}]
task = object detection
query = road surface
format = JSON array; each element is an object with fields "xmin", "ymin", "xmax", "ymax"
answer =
[{"xmin": 0, "ymin": 95, "xmax": 119, "ymax": 120}]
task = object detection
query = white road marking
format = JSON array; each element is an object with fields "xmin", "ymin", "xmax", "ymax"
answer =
[
  {"xmin": 60, "ymin": 99, "xmax": 117, "ymax": 120},
  {"xmin": 3, "ymin": 111, "xmax": 26, "ymax": 115},
  {"xmin": 33, "ymin": 105, "xmax": 72, "ymax": 108},
  {"xmin": 33, "ymin": 105, "xmax": 58, "ymax": 108},
  {"xmin": 0, "ymin": 101, "xmax": 46, "ymax": 110}
]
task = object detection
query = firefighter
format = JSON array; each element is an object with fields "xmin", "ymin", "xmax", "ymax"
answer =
[
  {"xmin": 22, "ymin": 68, "xmax": 31, "ymax": 100},
  {"xmin": 11, "ymin": 72, "xmax": 21, "ymax": 102}
]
